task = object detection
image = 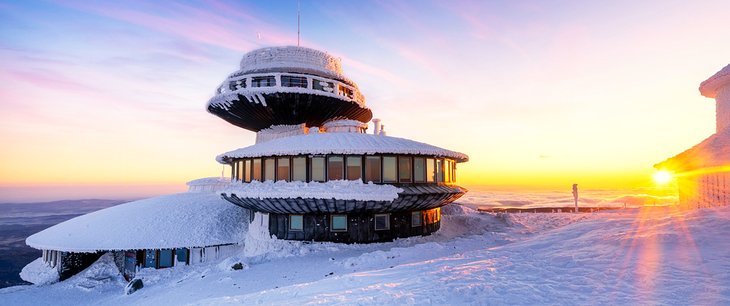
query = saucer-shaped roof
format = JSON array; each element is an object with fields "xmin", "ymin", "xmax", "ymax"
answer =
[
  {"xmin": 700, "ymin": 63, "xmax": 730, "ymax": 98},
  {"xmin": 217, "ymin": 132, "xmax": 469, "ymax": 163},
  {"xmin": 26, "ymin": 192, "xmax": 246, "ymax": 253},
  {"xmin": 654, "ymin": 127, "xmax": 730, "ymax": 172}
]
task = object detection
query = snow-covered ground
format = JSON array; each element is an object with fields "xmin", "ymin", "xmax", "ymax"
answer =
[{"xmin": 2, "ymin": 194, "xmax": 728, "ymax": 305}]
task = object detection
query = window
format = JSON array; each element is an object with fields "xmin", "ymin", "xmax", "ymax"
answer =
[
  {"xmin": 328, "ymin": 156, "xmax": 344, "ymax": 181},
  {"xmin": 292, "ymin": 157, "xmax": 306, "ymax": 181},
  {"xmin": 251, "ymin": 76, "xmax": 275, "ymax": 87},
  {"xmin": 374, "ymin": 214, "xmax": 390, "ymax": 230},
  {"xmin": 313, "ymin": 79, "xmax": 334, "ymax": 92},
  {"xmin": 414, "ymin": 157, "xmax": 426, "ymax": 183},
  {"xmin": 436, "ymin": 159, "xmax": 444, "ymax": 182},
  {"xmin": 144, "ymin": 250, "xmax": 156, "ymax": 268},
  {"xmin": 264, "ymin": 158, "xmax": 275, "ymax": 181},
  {"xmin": 244, "ymin": 160, "xmax": 252, "ymax": 182},
  {"xmin": 338, "ymin": 84, "xmax": 353, "ymax": 98},
  {"xmin": 277, "ymin": 157, "xmax": 290, "ymax": 181},
  {"xmin": 365, "ymin": 156, "xmax": 381, "ymax": 183},
  {"xmin": 158, "ymin": 249, "xmax": 173, "ymax": 268},
  {"xmin": 383, "ymin": 156, "xmax": 397, "ymax": 183},
  {"xmin": 412, "ymin": 211, "xmax": 422, "ymax": 227},
  {"xmin": 331, "ymin": 215, "xmax": 347, "ymax": 232},
  {"xmin": 444, "ymin": 160, "xmax": 451, "ymax": 183},
  {"xmin": 176, "ymin": 248, "xmax": 188, "ymax": 264},
  {"xmin": 398, "ymin": 156, "xmax": 412, "ymax": 183},
  {"xmin": 452, "ymin": 162, "xmax": 457, "ymax": 182},
  {"xmin": 281, "ymin": 75, "xmax": 308, "ymax": 88},
  {"xmin": 252, "ymin": 158, "xmax": 262, "ymax": 181},
  {"xmin": 289, "ymin": 215, "xmax": 303, "ymax": 231},
  {"xmin": 346, "ymin": 156, "xmax": 362, "ymax": 181},
  {"xmin": 311, "ymin": 157, "xmax": 325, "ymax": 182},
  {"xmin": 229, "ymin": 79, "xmax": 246, "ymax": 90},
  {"xmin": 238, "ymin": 161, "xmax": 244, "ymax": 181},
  {"xmin": 426, "ymin": 158, "xmax": 435, "ymax": 182}
]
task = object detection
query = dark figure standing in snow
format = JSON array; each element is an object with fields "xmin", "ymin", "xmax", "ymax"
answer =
[{"xmin": 572, "ymin": 184, "xmax": 579, "ymax": 213}]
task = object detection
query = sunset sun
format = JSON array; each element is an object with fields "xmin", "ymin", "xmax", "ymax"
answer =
[{"xmin": 652, "ymin": 170, "xmax": 673, "ymax": 185}]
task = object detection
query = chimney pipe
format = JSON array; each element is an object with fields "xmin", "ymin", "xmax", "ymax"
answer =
[{"xmin": 372, "ymin": 118, "xmax": 381, "ymax": 135}]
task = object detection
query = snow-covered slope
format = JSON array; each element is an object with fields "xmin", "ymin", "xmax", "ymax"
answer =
[
  {"xmin": 4, "ymin": 200, "xmax": 729, "ymax": 305},
  {"xmin": 25, "ymin": 193, "xmax": 247, "ymax": 252}
]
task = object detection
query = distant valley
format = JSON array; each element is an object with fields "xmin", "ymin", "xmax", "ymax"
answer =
[{"xmin": 0, "ymin": 199, "xmax": 128, "ymax": 288}]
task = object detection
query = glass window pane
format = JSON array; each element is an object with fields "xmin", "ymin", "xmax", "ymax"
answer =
[
  {"xmin": 426, "ymin": 158, "xmax": 435, "ymax": 182},
  {"xmin": 244, "ymin": 160, "xmax": 252, "ymax": 182},
  {"xmin": 277, "ymin": 157, "xmax": 290, "ymax": 181},
  {"xmin": 292, "ymin": 157, "xmax": 306, "ymax": 181},
  {"xmin": 328, "ymin": 156, "xmax": 344, "ymax": 181},
  {"xmin": 311, "ymin": 157, "xmax": 325, "ymax": 182},
  {"xmin": 365, "ymin": 156, "xmax": 381, "ymax": 183},
  {"xmin": 145, "ymin": 250, "xmax": 156, "ymax": 268},
  {"xmin": 374, "ymin": 214, "xmax": 390, "ymax": 230},
  {"xmin": 252, "ymin": 76, "xmax": 275, "ymax": 87},
  {"xmin": 289, "ymin": 215, "xmax": 303, "ymax": 231},
  {"xmin": 159, "ymin": 249, "xmax": 173, "ymax": 268},
  {"xmin": 331, "ymin": 215, "xmax": 347, "ymax": 231},
  {"xmin": 264, "ymin": 158, "xmax": 275, "ymax": 181},
  {"xmin": 232, "ymin": 162, "xmax": 237, "ymax": 181},
  {"xmin": 346, "ymin": 156, "xmax": 362, "ymax": 181},
  {"xmin": 452, "ymin": 162, "xmax": 457, "ymax": 182},
  {"xmin": 399, "ymin": 156, "xmax": 412, "ymax": 183},
  {"xmin": 383, "ymin": 157, "xmax": 397, "ymax": 183},
  {"xmin": 252, "ymin": 159, "xmax": 262, "ymax": 181},
  {"xmin": 313, "ymin": 79, "xmax": 335, "ymax": 92},
  {"xmin": 414, "ymin": 158, "xmax": 426, "ymax": 182},
  {"xmin": 281, "ymin": 75, "xmax": 308, "ymax": 88},
  {"xmin": 176, "ymin": 248, "xmax": 188, "ymax": 263},
  {"xmin": 436, "ymin": 159, "xmax": 444, "ymax": 182},
  {"xmin": 412, "ymin": 211, "xmax": 422, "ymax": 227},
  {"xmin": 239, "ymin": 161, "xmax": 245, "ymax": 181}
]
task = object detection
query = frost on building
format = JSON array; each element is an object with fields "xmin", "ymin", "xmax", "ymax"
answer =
[
  {"xmin": 208, "ymin": 46, "xmax": 469, "ymax": 242},
  {"xmin": 22, "ymin": 179, "xmax": 245, "ymax": 283},
  {"xmin": 655, "ymin": 63, "xmax": 730, "ymax": 209}
]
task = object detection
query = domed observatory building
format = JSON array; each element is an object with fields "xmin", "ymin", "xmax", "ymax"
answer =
[
  {"xmin": 209, "ymin": 46, "xmax": 469, "ymax": 243},
  {"xmin": 655, "ymin": 63, "xmax": 730, "ymax": 209}
]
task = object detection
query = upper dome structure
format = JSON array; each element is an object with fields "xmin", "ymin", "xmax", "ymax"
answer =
[{"xmin": 207, "ymin": 46, "xmax": 372, "ymax": 132}]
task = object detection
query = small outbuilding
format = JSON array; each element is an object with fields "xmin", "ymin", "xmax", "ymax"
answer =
[
  {"xmin": 23, "ymin": 180, "xmax": 247, "ymax": 283},
  {"xmin": 655, "ymin": 63, "xmax": 730, "ymax": 209}
]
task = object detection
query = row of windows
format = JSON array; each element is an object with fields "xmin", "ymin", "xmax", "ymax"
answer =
[
  {"xmin": 288, "ymin": 210, "xmax": 439, "ymax": 232},
  {"xmin": 222, "ymin": 73, "xmax": 354, "ymax": 99},
  {"xmin": 231, "ymin": 155, "xmax": 458, "ymax": 184}
]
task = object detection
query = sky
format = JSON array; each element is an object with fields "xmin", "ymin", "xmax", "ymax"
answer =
[{"xmin": 1, "ymin": 0, "xmax": 729, "ymax": 202}]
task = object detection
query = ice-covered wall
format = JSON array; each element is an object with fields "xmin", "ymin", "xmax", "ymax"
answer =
[
  {"xmin": 255, "ymin": 124, "xmax": 308, "ymax": 144},
  {"xmin": 677, "ymin": 173, "xmax": 730, "ymax": 209},
  {"xmin": 716, "ymin": 85, "xmax": 730, "ymax": 133}
]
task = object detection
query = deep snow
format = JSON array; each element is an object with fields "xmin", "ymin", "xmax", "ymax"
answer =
[{"xmin": 2, "ymin": 194, "xmax": 729, "ymax": 305}]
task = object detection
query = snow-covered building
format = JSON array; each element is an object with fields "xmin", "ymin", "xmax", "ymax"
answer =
[
  {"xmin": 22, "ymin": 180, "xmax": 246, "ymax": 283},
  {"xmin": 208, "ymin": 46, "xmax": 469, "ymax": 242},
  {"xmin": 655, "ymin": 63, "xmax": 730, "ymax": 209}
]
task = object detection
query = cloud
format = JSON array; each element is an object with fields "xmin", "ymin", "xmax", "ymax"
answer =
[{"xmin": 457, "ymin": 189, "xmax": 678, "ymax": 208}]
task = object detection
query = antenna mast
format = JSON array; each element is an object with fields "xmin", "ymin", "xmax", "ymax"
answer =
[{"xmin": 297, "ymin": 0, "xmax": 301, "ymax": 46}]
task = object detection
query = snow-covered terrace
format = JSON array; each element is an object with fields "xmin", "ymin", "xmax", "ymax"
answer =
[{"xmin": 216, "ymin": 132, "xmax": 469, "ymax": 163}]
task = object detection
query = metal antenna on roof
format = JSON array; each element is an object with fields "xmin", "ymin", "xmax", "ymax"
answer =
[{"xmin": 297, "ymin": 0, "xmax": 301, "ymax": 46}]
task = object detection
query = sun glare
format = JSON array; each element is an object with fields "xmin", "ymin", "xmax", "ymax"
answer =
[{"xmin": 653, "ymin": 170, "xmax": 672, "ymax": 185}]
